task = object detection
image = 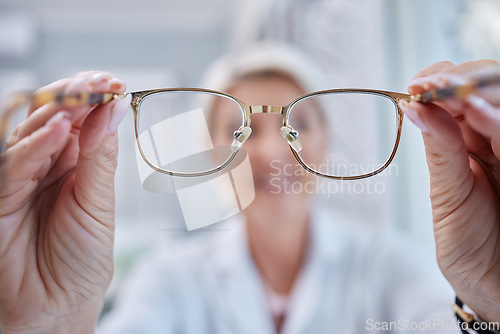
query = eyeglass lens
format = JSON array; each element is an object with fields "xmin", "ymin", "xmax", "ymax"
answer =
[
  {"xmin": 287, "ymin": 92, "xmax": 399, "ymax": 177},
  {"xmin": 136, "ymin": 91, "xmax": 399, "ymax": 178},
  {"xmin": 136, "ymin": 91, "xmax": 245, "ymax": 175}
]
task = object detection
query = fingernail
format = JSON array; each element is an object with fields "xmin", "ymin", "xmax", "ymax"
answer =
[
  {"xmin": 109, "ymin": 78, "xmax": 126, "ymax": 91},
  {"xmin": 399, "ymin": 100, "xmax": 429, "ymax": 133},
  {"xmin": 46, "ymin": 111, "xmax": 71, "ymax": 127},
  {"xmin": 107, "ymin": 94, "xmax": 131, "ymax": 134}
]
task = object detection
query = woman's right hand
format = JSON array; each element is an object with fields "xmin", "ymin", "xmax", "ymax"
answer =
[{"xmin": 0, "ymin": 71, "xmax": 131, "ymax": 334}]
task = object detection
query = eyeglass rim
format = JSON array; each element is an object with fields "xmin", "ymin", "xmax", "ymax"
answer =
[
  {"xmin": 284, "ymin": 89, "xmax": 406, "ymax": 180},
  {"xmin": 131, "ymin": 88, "xmax": 249, "ymax": 177},
  {"xmin": 129, "ymin": 87, "xmax": 408, "ymax": 179}
]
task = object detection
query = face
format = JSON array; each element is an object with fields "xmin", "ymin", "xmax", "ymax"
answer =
[{"xmin": 210, "ymin": 74, "xmax": 327, "ymax": 217}]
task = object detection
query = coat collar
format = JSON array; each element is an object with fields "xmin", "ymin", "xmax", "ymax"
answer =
[{"xmin": 209, "ymin": 209, "xmax": 346, "ymax": 334}]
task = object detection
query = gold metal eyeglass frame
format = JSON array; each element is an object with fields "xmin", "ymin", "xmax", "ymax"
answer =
[
  {"xmin": 3, "ymin": 74, "xmax": 497, "ymax": 180},
  {"xmin": 129, "ymin": 88, "xmax": 411, "ymax": 180},
  {"xmin": 30, "ymin": 87, "xmax": 410, "ymax": 180}
]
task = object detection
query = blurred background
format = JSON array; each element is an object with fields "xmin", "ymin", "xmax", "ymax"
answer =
[{"xmin": 1, "ymin": 0, "xmax": 499, "ymax": 307}]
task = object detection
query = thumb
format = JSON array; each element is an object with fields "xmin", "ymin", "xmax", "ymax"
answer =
[
  {"xmin": 73, "ymin": 94, "xmax": 131, "ymax": 224},
  {"xmin": 398, "ymin": 99, "xmax": 474, "ymax": 222}
]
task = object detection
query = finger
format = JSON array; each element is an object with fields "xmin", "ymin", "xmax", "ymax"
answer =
[
  {"xmin": 11, "ymin": 74, "xmax": 95, "ymax": 145},
  {"xmin": 407, "ymin": 61, "xmax": 500, "ymax": 118},
  {"xmin": 73, "ymin": 94, "xmax": 131, "ymax": 224},
  {"xmin": 477, "ymin": 86, "xmax": 500, "ymax": 107},
  {"xmin": 75, "ymin": 71, "xmax": 126, "ymax": 92},
  {"xmin": 405, "ymin": 61, "xmax": 500, "ymax": 143},
  {"xmin": 5, "ymin": 103, "xmax": 90, "ymax": 151},
  {"xmin": 407, "ymin": 61, "xmax": 455, "ymax": 92},
  {"xmin": 413, "ymin": 61, "xmax": 455, "ymax": 77},
  {"xmin": 30, "ymin": 72, "xmax": 126, "ymax": 111},
  {"xmin": 408, "ymin": 60, "xmax": 500, "ymax": 95},
  {"xmin": 398, "ymin": 100, "xmax": 474, "ymax": 222},
  {"xmin": 8, "ymin": 74, "xmax": 126, "ymax": 149},
  {"xmin": 440, "ymin": 59, "xmax": 499, "ymax": 79},
  {"xmin": 0, "ymin": 111, "xmax": 72, "ymax": 213},
  {"xmin": 407, "ymin": 73, "xmax": 469, "ymax": 118},
  {"xmin": 75, "ymin": 70, "xmax": 115, "ymax": 79},
  {"xmin": 465, "ymin": 95, "xmax": 500, "ymax": 156}
]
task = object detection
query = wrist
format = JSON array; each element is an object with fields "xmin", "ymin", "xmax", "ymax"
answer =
[
  {"xmin": 460, "ymin": 296, "xmax": 500, "ymax": 324},
  {"xmin": 454, "ymin": 296, "xmax": 500, "ymax": 333},
  {"xmin": 2, "ymin": 309, "xmax": 99, "ymax": 334},
  {"xmin": 3, "ymin": 321, "xmax": 96, "ymax": 334}
]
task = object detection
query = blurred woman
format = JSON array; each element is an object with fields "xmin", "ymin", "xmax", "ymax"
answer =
[{"xmin": 98, "ymin": 44, "xmax": 456, "ymax": 334}]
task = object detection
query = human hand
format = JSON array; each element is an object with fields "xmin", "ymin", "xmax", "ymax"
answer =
[
  {"xmin": 399, "ymin": 60, "xmax": 500, "ymax": 322},
  {"xmin": 0, "ymin": 71, "xmax": 131, "ymax": 333}
]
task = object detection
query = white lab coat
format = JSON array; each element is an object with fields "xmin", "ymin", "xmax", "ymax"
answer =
[{"xmin": 98, "ymin": 210, "xmax": 460, "ymax": 333}]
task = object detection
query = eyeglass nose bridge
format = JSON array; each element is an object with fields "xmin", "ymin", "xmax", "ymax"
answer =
[
  {"xmin": 249, "ymin": 105, "xmax": 284, "ymax": 115},
  {"xmin": 245, "ymin": 105, "xmax": 302, "ymax": 153}
]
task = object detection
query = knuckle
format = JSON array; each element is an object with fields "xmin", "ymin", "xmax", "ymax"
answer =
[
  {"xmin": 4, "ymin": 126, "xmax": 20, "ymax": 149},
  {"xmin": 5, "ymin": 134, "xmax": 17, "ymax": 150},
  {"xmin": 437, "ymin": 60, "xmax": 455, "ymax": 68}
]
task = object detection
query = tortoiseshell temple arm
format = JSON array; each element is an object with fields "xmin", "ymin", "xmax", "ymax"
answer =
[
  {"xmin": 0, "ymin": 91, "xmax": 35, "ymax": 152},
  {"xmin": 32, "ymin": 91, "xmax": 119, "ymax": 107},
  {"xmin": 0, "ymin": 92, "xmax": 129, "ymax": 152},
  {"xmin": 411, "ymin": 74, "xmax": 500, "ymax": 103},
  {"xmin": 28, "ymin": 73, "xmax": 500, "ymax": 108}
]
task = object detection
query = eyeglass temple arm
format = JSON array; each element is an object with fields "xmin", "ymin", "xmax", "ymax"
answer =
[
  {"xmin": 31, "ymin": 90, "xmax": 168, "ymax": 110},
  {"xmin": 411, "ymin": 75, "xmax": 500, "ymax": 103},
  {"xmin": 23, "ymin": 73, "xmax": 500, "ymax": 108},
  {"xmin": 0, "ymin": 91, "xmax": 37, "ymax": 152},
  {"xmin": 31, "ymin": 91, "xmax": 121, "ymax": 107},
  {"xmin": 1, "ymin": 91, "xmax": 132, "ymax": 152}
]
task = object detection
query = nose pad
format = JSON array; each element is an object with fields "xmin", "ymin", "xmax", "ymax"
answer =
[
  {"xmin": 230, "ymin": 126, "xmax": 252, "ymax": 152},
  {"xmin": 280, "ymin": 126, "xmax": 302, "ymax": 152}
]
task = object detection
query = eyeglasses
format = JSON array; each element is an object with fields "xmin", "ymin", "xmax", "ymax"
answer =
[
  {"xmin": 0, "ymin": 91, "xmax": 33, "ymax": 152},
  {"xmin": 15, "ymin": 75, "xmax": 500, "ymax": 180}
]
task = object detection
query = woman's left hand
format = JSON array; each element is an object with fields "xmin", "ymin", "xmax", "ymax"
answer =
[{"xmin": 399, "ymin": 60, "xmax": 500, "ymax": 323}]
